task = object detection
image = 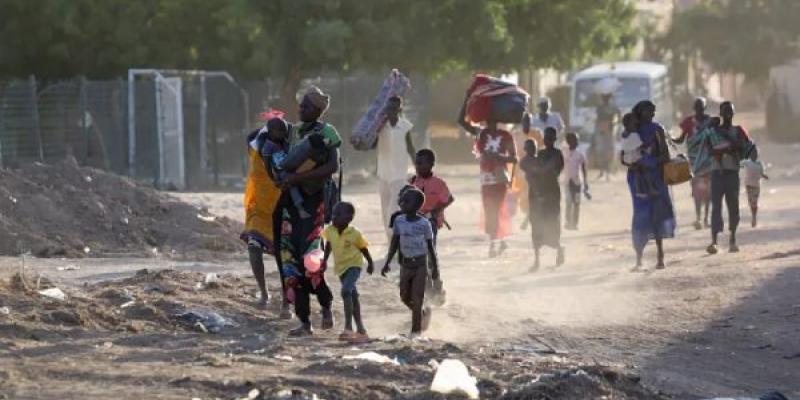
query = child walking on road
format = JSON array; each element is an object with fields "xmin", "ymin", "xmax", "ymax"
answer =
[
  {"xmin": 741, "ymin": 149, "xmax": 768, "ymax": 227},
  {"xmin": 563, "ymin": 132, "xmax": 589, "ymax": 230},
  {"xmin": 322, "ymin": 202, "xmax": 374, "ymax": 343},
  {"xmin": 382, "ymin": 188, "xmax": 440, "ymax": 336},
  {"xmin": 408, "ymin": 149, "xmax": 453, "ymax": 306}
]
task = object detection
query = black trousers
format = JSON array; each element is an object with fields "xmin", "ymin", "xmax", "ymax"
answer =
[
  {"xmin": 710, "ymin": 170, "xmax": 740, "ymax": 236},
  {"xmin": 294, "ymin": 275, "xmax": 333, "ymax": 324}
]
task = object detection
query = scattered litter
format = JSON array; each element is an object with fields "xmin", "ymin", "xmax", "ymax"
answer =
[
  {"xmin": 275, "ymin": 390, "xmax": 293, "ymax": 398},
  {"xmin": 173, "ymin": 310, "xmax": 233, "ymax": 334},
  {"xmin": 237, "ymin": 388, "xmax": 260, "ymax": 400},
  {"xmin": 83, "ymin": 246, "xmax": 91, "ymax": 254},
  {"xmin": 768, "ymin": 188, "xmax": 779, "ymax": 195},
  {"xmin": 382, "ymin": 335, "xmax": 406, "ymax": 343},
  {"xmin": 121, "ymin": 217, "xmax": 129, "ymax": 225},
  {"xmin": 252, "ymin": 348, "xmax": 268, "ymax": 354},
  {"xmin": 203, "ymin": 273, "xmax": 219, "ymax": 284},
  {"xmin": 102, "ymin": 341, "xmax": 113, "ymax": 349},
  {"xmin": 342, "ymin": 352, "xmax": 399, "ymax": 365},
  {"xmin": 120, "ymin": 301, "xmax": 136, "ymax": 309},
  {"xmin": 0, "ymin": 306, "xmax": 10, "ymax": 315},
  {"xmin": 143, "ymin": 283, "xmax": 175, "ymax": 294},
  {"xmin": 85, "ymin": 175, "xmax": 93, "ymax": 183},
  {"xmin": 57, "ymin": 265, "xmax": 80, "ymax": 271},
  {"xmin": 8, "ymin": 196, "xmax": 17, "ymax": 204},
  {"xmin": 430, "ymin": 359, "xmax": 479, "ymax": 399},
  {"xmin": 38, "ymin": 288, "xmax": 66, "ymax": 301},
  {"xmin": 274, "ymin": 354, "xmax": 293, "ymax": 361},
  {"xmin": 274, "ymin": 389, "xmax": 320, "ymax": 400},
  {"xmin": 197, "ymin": 214, "xmax": 216, "ymax": 222}
]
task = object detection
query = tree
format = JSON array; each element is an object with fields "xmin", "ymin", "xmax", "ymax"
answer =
[
  {"xmin": 231, "ymin": 0, "xmax": 638, "ymax": 108},
  {"xmin": 662, "ymin": 0, "xmax": 800, "ymax": 81},
  {"xmin": 0, "ymin": 0, "xmax": 638, "ymax": 107}
]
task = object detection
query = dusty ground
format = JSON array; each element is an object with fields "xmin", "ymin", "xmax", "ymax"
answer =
[{"xmin": 1, "ymin": 141, "xmax": 799, "ymax": 399}]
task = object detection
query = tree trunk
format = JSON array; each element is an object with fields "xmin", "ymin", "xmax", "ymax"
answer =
[{"xmin": 277, "ymin": 66, "xmax": 302, "ymax": 117}]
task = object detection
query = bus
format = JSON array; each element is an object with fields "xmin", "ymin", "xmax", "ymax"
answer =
[{"xmin": 569, "ymin": 61, "xmax": 672, "ymax": 140}]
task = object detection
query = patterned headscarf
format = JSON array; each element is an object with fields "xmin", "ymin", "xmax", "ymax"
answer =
[{"xmin": 304, "ymin": 86, "xmax": 330, "ymax": 112}]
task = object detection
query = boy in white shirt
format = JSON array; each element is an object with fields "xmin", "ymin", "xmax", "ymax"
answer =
[
  {"xmin": 741, "ymin": 149, "xmax": 768, "ymax": 227},
  {"xmin": 563, "ymin": 132, "xmax": 589, "ymax": 230}
]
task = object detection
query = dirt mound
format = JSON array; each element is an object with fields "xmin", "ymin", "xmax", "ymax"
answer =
[{"xmin": 0, "ymin": 158, "xmax": 242, "ymax": 257}]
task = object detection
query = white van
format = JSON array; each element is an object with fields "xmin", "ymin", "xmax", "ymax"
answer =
[{"xmin": 569, "ymin": 61, "xmax": 673, "ymax": 139}]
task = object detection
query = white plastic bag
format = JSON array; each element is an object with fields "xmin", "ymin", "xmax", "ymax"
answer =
[
  {"xmin": 39, "ymin": 288, "xmax": 66, "ymax": 301},
  {"xmin": 430, "ymin": 359, "xmax": 479, "ymax": 399},
  {"xmin": 342, "ymin": 352, "xmax": 399, "ymax": 365}
]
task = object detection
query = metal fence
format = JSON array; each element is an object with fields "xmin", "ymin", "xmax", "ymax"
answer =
[{"xmin": 0, "ymin": 71, "xmax": 431, "ymax": 190}]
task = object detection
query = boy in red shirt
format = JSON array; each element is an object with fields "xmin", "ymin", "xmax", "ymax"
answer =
[{"xmin": 408, "ymin": 149, "xmax": 454, "ymax": 305}]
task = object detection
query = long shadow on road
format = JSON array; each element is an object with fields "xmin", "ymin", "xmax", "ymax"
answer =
[{"xmin": 639, "ymin": 264, "xmax": 800, "ymax": 399}]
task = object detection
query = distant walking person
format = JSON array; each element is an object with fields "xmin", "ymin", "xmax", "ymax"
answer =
[
  {"xmin": 459, "ymin": 102, "xmax": 518, "ymax": 258},
  {"xmin": 674, "ymin": 97, "xmax": 713, "ymax": 230},
  {"xmin": 706, "ymin": 102, "xmax": 754, "ymax": 254},
  {"xmin": 563, "ymin": 132, "xmax": 589, "ymax": 230},
  {"xmin": 529, "ymin": 96, "xmax": 565, "ymax": 145},
  {"xmin": 626, "ymin": 101, "xmax": 675, "ymax": 269},
  {"xmin": 593, "ymin": 93, "xmax": 620, "ymax": 181},
  {"xmin": 519, "ymin": 96, "xmax": 565, "ymax": 230},
  {"xmin": 521, "ymin": 128, "xmax": 565, "ymax": 271},
  {"xmin": 741, "ymin": 148, "xmax": 768, "ymax": 228},
  {"xmin": 377, "ymin": 96, "xmax": 415, "ymax": 241}
]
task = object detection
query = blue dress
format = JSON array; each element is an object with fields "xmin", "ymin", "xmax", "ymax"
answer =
[{"xmin": 628, "ymin": 122, "xmax": 676, "ymax": 253}]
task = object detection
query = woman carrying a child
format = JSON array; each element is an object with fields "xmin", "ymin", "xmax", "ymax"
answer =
[
  {"xmin": 275, "ymin": 86, "xmax": 342, "ymax": 336},
  {"xmin": 624, "ymin": 100, "xmax": 676, "ymax": 270},
  {"xmin": 241, "ymin": 110, "xmax": 291, "ymax": 318}
]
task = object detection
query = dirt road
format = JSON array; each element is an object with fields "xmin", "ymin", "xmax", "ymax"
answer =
[{"xmin": 1, "ymin": 142, "xmax": 798, "ymax": 399}]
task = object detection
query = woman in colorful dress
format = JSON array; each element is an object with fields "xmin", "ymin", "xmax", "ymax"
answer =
[
  {"xmin": 241, "ymin": 110, "xmax": 291, "ymax": 318},
  {"xmin": 277, "ymin": 87, "xmax": 342, "ymax": 336}
]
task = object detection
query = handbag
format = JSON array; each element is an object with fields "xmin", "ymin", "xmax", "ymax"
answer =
[{"xmin": 663, "ymin": 136, "xmax": 692, "ymax": 185}]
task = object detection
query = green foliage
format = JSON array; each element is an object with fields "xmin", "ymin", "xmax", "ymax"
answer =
[
  {"xmin": 0, "ymin": 0, "xmax": 637, "ymax": 86},
  {"xmin": 663, "ymin": 0, "xmax": 800, "ymax": 80}
]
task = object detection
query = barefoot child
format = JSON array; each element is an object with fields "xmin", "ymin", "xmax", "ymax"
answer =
[
  {"xmin": 741, "ymin": 148, "xmax": 768, "ymax": 227},
  {"xmin": 409, "ymin": 149, "xmax": 454, "ymax": 305},
  {"xmin": 563, "ymin": 132, "xmax": 588, "ymax": 230},
  {"xmin": 322, "ymin": 202, "xmax": 374, "ymax": 343},
  {"xmin": 382, "ymin": 188, "xmax": 439, "ymax": 336}
]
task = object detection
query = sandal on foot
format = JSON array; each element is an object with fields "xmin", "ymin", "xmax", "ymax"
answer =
[{"xmin": 349, "ymin": 332, "xmax": 370, "ymax": 344}]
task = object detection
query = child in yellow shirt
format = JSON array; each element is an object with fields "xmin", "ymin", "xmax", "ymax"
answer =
[{"xmin": 322, "ymin": 202, "xmax": 374, "ymax": 343}]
